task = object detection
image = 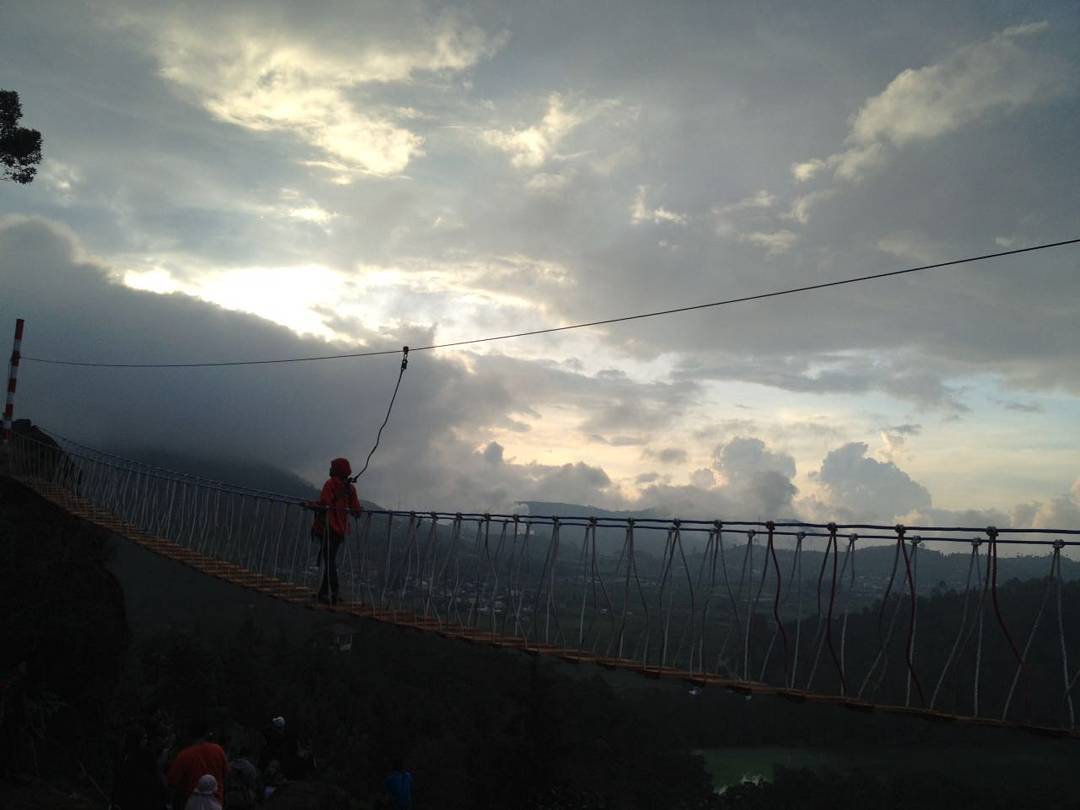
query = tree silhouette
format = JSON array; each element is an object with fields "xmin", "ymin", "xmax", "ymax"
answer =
[{"xmin": 1, "ymin": 90, "xmax": 43, "ymax": 184}]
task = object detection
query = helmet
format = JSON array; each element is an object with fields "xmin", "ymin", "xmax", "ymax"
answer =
[{"xmin": 195, "ymin": 774, "xmax": 218, "ymax": 795}]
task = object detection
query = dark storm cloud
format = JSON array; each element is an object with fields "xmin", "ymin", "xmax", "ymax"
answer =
[
  {"xmin": 1, "ymin": 217, "xmax": 635, "ymax": 510},
  {"xmin": 644, "ymin": 447, "xmax": 688, "ymax": 465}
]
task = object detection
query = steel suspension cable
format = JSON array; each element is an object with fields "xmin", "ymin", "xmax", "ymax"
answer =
[{"xmin": 23, "ymin": 238, "xmax": 1080, "ymax": 368}]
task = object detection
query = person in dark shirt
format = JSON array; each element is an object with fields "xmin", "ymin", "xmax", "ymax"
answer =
[
  {"xmin": 111, "ymin": 725, "xmax": 166, "ymax": 810},
  {"xmin": 384, "ymin": 759, "xmax": 414, "ymax": 810},
  {"xmin": 260, "ymin": 715, "xmax": 303, "ymax": 779}
]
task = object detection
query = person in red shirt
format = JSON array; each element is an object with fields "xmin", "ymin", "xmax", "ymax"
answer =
[
  {"xmin": 307, "ymin": 457, "xmax": 362, "ymax": 605},
  {"xmin": 166, "ymin": 730, "xmax": 226, "ymax": 810}
]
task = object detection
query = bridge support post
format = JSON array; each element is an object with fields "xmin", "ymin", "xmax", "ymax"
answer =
[{"xmin": 1, "ymin": 318, "xmax": 25, "ymax": 475}]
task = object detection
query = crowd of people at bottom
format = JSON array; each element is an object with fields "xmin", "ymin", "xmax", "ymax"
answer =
[{"xmin": 110, "ymin": 713, "xmax": 414, "ymax": 809}]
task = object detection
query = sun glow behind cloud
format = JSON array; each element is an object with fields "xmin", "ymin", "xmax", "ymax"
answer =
[
  {"xmin": 124, "ymin": 264, "xmax": 352, "ymax": 340},
  {"xmin": 135, "ymin": 10, "xmax": 507, "ymax": 178}
]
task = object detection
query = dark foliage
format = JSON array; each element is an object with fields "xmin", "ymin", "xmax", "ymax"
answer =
[
  {"xmin": 717, "ymin": 764, "xmax": 1080, "ymax": 810},
  {"xmin": 0, "ymin": 479, "xmax": 128, "ymax": 794},
  {"xmin": 0, "ymin": 91, "xmax": 42, "ymax": 184}
]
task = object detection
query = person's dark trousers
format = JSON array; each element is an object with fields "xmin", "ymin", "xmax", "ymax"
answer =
[{"xmin": 318, "ymin": 532, "xmax": 345, "ymax": 602}]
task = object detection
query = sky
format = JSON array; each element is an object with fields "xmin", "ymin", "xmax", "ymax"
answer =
[{"xmin": 2, "ymin": 0, "xmax": 1079, "ymax": 529}]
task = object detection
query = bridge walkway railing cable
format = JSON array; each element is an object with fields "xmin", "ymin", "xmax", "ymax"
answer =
[{"xmin": 6, "ymin": 426, "xmax": 1080, "ymax": 737}]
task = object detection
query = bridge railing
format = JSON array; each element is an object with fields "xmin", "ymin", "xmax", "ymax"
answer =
[{"xmin": 7, "ymin": 426, "xmax": 1080, "ymax": 730}]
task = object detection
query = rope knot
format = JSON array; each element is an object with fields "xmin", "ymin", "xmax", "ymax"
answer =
[
  {"xmin": 986, "ymin": 526, "xmax": 998, "ymax": 540},
  {"xmin": 1054, "ymin": 538, "xmax": 1066, "ymax": 551}
]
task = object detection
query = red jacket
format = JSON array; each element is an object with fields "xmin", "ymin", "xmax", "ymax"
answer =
[
  {"xmin": 315, "ymin": 476, "xmax": 362, "ymax": 536},
  {"xmin": 166, "ymin": 741, "xmax": 226, "ymax": 805}
]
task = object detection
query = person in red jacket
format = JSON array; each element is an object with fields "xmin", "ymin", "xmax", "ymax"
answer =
[
  {"xmin": 307, "ymin": 457, "xmax": 362, "ymax": 605},
  {"xmin": 166, "ymin": 728, "xmax": 226, "ymax": 810}
]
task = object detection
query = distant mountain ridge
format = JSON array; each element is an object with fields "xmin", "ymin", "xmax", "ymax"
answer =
[{"xmin": 518, "ymin": 500, "xmax": 664, "ymax": 519}]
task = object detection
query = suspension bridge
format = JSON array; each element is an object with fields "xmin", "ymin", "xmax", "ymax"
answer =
[
  {"xmin": 5, "ymin": 238, "xmax": 1080, "ymax": 739},
  {"xmin": 5, "ymin": 425, "xmax": 1080, "ymax": 738}
]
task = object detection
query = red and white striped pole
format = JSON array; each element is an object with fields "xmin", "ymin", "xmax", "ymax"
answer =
[{"xmin": 3, "ymin": 318, "xmax": 25, "ymax": 446}]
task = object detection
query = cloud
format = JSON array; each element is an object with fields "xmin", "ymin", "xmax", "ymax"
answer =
[
  {"xmin": 809, "ymin": 441, "xmax": 932, "ymax": 522},
  {"xmin": 713, "ymin": 436, "xmax": 797, "ymax": 482},
  {"xmin": 714, "ymin": 189, "xmax": 789, "ymax": 244},
  {"xmin": 989, "ymin": 397, "xmax": 1042, "ymax": 413},
  {"xmin": 481, "ymin": 93, "xmax": 619, "ymax": 170},
  {"xmin": 737, "ymin": 229, "xmax": 798, "ymax": 255},
  {"xmin": 1011, "ymin": 489, "xmax": 1080, "ymax": 531},
  {"xmin": 690, "ymin": 468, "xmax": 716, "ymax": 488},
  {"xmin": 130, "ymin": 7, "xmax": 505, "ymax": 177},
  {"xmin": 526, "ymin": 171, "xmax": 574, "ymax": 193},
  {"xmin": 879, "ymin": 429, "xmax": 910, "ymax": 463},
  {"xmin": 713, "ymin": 437, "xmax": 798, "ymax": 516},
  {"xmin": 879, "ymin": 422, "xmax": 921, "ymax": 461},
  {"xmin": 714, "ymin": 190, "xmax": 774, "ymax": 215},
  {"xmin": 793, "ymin": 22, "xmax": 1071, "ymax": 182},
  {"xmin": 634, "ymin": 436, "xmax": 798, "ymax": 519},
  {"xmin": 886, "ymin": 423, "xmax": 921, "ymax": 437},
  {"xmin": 875, "ymin": 231, "xmax": 946, "ymax": 264},
  {"xmin": 645, "ymin": 447, "xmax": 689, "ymax": 465},
  {"xmin": 785, "ymin": 189, "xmax": 835, "ymax": 225},
  {"xmin": 588, "ymin": 434, "xmax": 647, "ymax": 446},
  {"xmin": 675, "ymin": 356, "xmax": 969, "ymax": 413},
  {"xmin": 630, "ymin": 186, "xmax": 688, "ymax": 226}
]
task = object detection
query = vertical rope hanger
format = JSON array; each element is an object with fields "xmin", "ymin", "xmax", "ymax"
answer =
[{"xmin": 351, "ymin": 347, "xmax": 409, "ymax": 483}]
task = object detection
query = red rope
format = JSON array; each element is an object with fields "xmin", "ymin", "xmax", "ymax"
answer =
[
  {"xmin": 988, "ymin": 529, "xmax": 1027, "ymax": 718},
  {"xmin": 767, "ymin": 523, "xmax": 789, "ymax": 682},
  {"xmin": 989, "ymin": 531, "xmax": 1023, "ymax": 666},
  {"xmin": 823, "ymin": 526, "xmax": 847, "ymax": 695},
  {"xmin": 898, "ymin": 531, "xmax": 925, "ymax": 706}
]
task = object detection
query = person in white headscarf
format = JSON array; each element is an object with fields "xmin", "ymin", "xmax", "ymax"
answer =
[{"xmin": 184, "ymin": 774, "xmax": 222, "ymax": 810}]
